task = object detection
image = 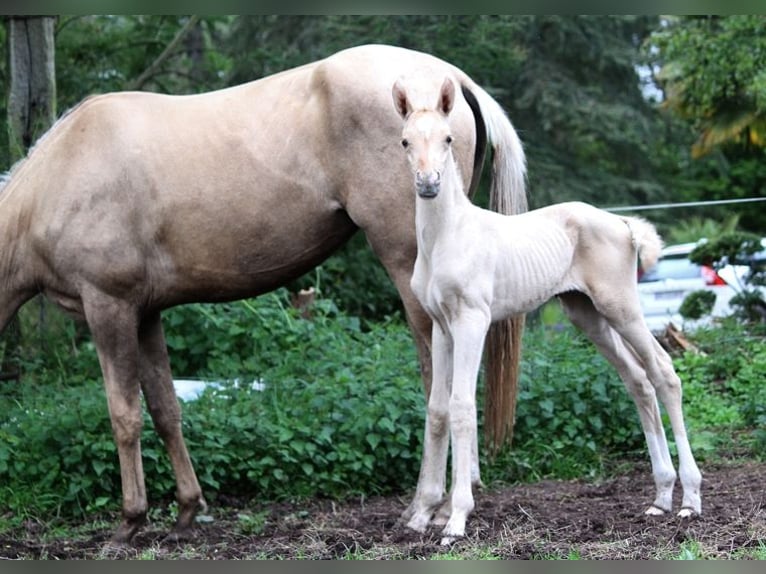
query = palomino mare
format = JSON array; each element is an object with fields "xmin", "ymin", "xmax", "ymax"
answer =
[
  {"xmin": 0, "ymin": 45, "xmax": 526, "ymax": 544},
  {"xmin": 393, "ymin": 77, "xmax": 701, "ymax": 543}
]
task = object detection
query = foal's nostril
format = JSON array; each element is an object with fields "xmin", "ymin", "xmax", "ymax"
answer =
[{"xmin": 416, "ymin": 171, "xmax": 440, "ymax": 187}]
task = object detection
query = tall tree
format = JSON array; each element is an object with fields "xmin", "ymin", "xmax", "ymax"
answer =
[
  {"xmin": 505, "ymin": 16, "xmax": 666, "ymax": 209},
  {"xmin": 2, "ymin": 16, "xmax": 57, "ymax": 380},
  {"xmin": 54, "ymin": 15, "xmax": 233, "ymax": 110},
  {"xmin": 645, "ymin": 15, "xmax": 766, "ymax": 232},
  {"xmin": 6, "ymin": 16, "xmax": 56, "ymax": 159},
  {"xmin": 648, "ymin": 15, "xmax": 766, "ymax": 158}
]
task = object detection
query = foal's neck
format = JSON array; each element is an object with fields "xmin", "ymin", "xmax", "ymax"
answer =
[{"xmin": 415, "ymin": 153, "xmax": 469, "ymax": 251}]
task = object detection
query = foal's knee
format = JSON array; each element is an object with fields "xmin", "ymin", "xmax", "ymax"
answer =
[
  {"xmin": 427, "ymin": 404, "xmax": 449, "ymax": 438},
  {"xmin": 448, "ymin": 396, "xmax": 475, "ymax": 436}
]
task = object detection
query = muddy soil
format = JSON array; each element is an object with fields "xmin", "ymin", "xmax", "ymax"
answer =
[{"xmin": 2, "ymin": 460, "xmax": 764, "ymax": 559}]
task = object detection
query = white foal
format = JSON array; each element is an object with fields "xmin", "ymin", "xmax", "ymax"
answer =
[{"xmin": 393, "ymin": 77, "xmax": 702, "ymax": 544}]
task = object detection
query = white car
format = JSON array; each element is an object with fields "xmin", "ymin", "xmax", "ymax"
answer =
[{"xmin": 637, "ymin": 241, "xmax": 740, "ymax": 333}]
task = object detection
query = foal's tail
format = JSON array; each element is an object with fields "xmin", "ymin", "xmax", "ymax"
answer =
[
  {"xmin": 623, "ymin": 216, "xmax": 664, "ymax": 273},
  {"xmin": 462, "ymin": 81, "xmax": 528, "ymax": 452}
]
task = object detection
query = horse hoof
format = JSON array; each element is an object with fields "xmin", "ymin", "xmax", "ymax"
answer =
[
  {"xmin": 440, "ymin": 535, "xmax": 458, "ymax": 546},
  {"xmin": 406, "ymin": 514, "xmax": 431, "ymax": 533},
  {"xmin": 677, "ymin": 507, "xmax": 698, "ymax": 519},
  {"xmin": 644, "ymin": 505, "xmax": 668, "ymax": 516}
]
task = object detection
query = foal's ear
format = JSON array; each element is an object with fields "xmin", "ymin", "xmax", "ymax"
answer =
[
  {"xmin": 392, "ymin": 79, "xmax": 411, "ymax": 119},
  {"xmin": 438, "ymin": 78, "xmax": 456, "ymax": 116}
]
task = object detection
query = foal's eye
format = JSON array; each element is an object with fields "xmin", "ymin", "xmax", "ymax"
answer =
[
  {"xmin": 401, "ymin": 139, "xmax": 409, "ymax": 149},
  {"xmin": 446, "ymin": 135, "xmax": 453, "ymax": 144}
]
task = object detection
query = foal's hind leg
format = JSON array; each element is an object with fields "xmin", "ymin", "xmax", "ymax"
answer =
[
  {"xmin": 138, "ymin": 312, "xmax": 206, "ymax": 540},
  {"xmin": 608, "ymin": 313, "xmax": 702, "ymax": 516},
  {"xmin": 558, "ymin": 293, "xmax": 696, "ymax": 516}
]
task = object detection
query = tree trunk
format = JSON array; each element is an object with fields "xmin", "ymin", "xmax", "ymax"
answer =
[
  {"xmin": 2, "ymin": 16, "xmax": 57, "ymax": 381},
  {"xmin": 7, "ymin": 16, "xmax": 56, "ymax": 157}
]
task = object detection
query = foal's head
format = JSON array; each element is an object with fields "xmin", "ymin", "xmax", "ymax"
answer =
[{"xmin": 392, "ymin": 78, "xmax": 456, "ymax": 199}]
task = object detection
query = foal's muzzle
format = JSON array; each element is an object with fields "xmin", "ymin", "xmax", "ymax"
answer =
[{"xmin": 416, "ymin": 171, "xmax": 440, "ymax": 199}]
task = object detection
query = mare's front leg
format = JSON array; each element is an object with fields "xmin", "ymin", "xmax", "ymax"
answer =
[
  {"xmin": 440, "ymin": 308, "xmax": 490, "ymax": 544},
  {"xmin": 405, "ymin": 323, "xmax": 453, "ymax": 532},
  {"xmin": 138, "ymin": 312, "xmax": 206, "ymax": 540},
  {"xmin": 83, "ymin": 291, "xmax": 147, "ymax": 546}
]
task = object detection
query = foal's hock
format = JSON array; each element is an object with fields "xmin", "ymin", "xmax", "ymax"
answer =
[{"xmin": 394, "ymin": 77, "xmax": 702, "ymax": 543}]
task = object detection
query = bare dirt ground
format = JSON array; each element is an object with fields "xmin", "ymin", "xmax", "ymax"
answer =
[{"xmin": 2, "ymin": 459, "xmax": 764, "ymax": 560}]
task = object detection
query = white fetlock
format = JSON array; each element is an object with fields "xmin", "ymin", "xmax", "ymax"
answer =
[
  {"xmin": 432, "ymin": 500, "xmax": 451, "ymax": 526},
  {"xmin": 406, "ymin": 512, "xmax": 432, "ymax": 533}
]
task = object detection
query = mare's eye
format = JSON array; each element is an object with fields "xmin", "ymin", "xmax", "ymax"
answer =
[
  {"xmin": 401, "ymin": 139, "xmax": 409, "ymax": 149},
  {"xmin": 446, "ymin": 135, "xmax": 453, "ymax": 144}
]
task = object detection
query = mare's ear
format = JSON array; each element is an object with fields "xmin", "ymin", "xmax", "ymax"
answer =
[
  {"xmin": 438, "ymin": 78, "xmax": 455, "ymax": 116},
  {"xmin": 392, "ymin": 79, "xmax": 411, "ymax": 119}
]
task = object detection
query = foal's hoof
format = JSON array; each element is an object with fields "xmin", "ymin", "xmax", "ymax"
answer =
[
  {"xmin": 644, "ymin": 505, "xmax": 669, "ymax": 516},
  {"xmin": 677, "ymin": 507, "xmax": 699, "ymax": 519},
  {"xmin": 440, "ymin": 535, "xmax": 460, "ymax": 546},
  {"xmin": 406, "ymin": 514, "xmax": 431, "ymax": 534}
]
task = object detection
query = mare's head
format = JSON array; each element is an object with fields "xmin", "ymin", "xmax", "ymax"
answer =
[{"xmin": 392, "ymin": 77, "xmax": 456, "ymax": 199}]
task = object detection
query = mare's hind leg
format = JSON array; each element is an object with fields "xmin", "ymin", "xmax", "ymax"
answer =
[
  {"xmin": 558, "ymin": 293, "xmax": 700, "ymax": 516},
  {"xmin": 138, "ymin": 312, "xmax": 206, "ymax": 540},
  {"xmin": 83, "ymin": 291, "xmax": 147, "ymax": 545}
]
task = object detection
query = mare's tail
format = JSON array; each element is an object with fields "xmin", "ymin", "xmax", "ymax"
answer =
[{"xmin": 461, "ymin": 81, "xmax": 527, "ymax": 452}]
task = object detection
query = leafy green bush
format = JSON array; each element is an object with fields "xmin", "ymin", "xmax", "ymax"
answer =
[
  {"xmin": 688, "ymin": 232, "xmax": 766, "ymax": 323},
  {"xmin": 679, "ymin": 289, "xmax": 717, "ymax": 320},
  {"xmin": 672, "ymin": 321, "xmax": 766, "ymax": 455},
  {"xmin": 0, "ymin": 290, "xmax": 425, "ymax": 515},
  {"xmin": 487, "ymin": 327, "xmax": 645, "ymax": 483},
  {"xmin": 290, "ymin": 235, "xmax": 404, "ymax": 320},
  {"xmin": 2, "ymin": 293, "xmax": 763, "ymax": 519}
]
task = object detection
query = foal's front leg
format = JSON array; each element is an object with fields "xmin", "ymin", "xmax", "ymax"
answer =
[
  {"xmin": 405, "ymin": 324, "xmax": 453, "ymax": 532},
  {"xmin": 440, "ymin": 309, "xmax": 490, "ymax": 543}
]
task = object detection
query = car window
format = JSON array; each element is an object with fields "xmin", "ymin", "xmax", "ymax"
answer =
[{"xmin": 639, "ymin": 257, "xmax": 700, "ymax": 282}]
